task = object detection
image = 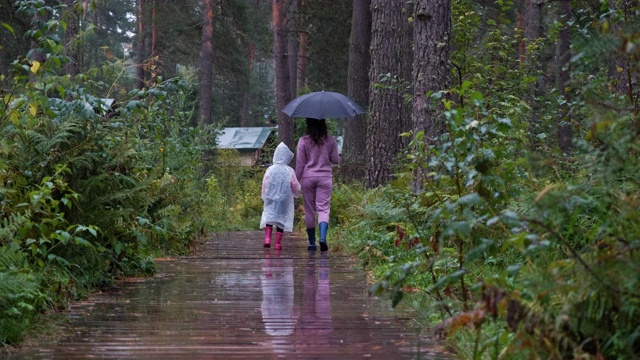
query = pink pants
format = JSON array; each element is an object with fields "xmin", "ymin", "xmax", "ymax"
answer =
[{"xmin": 300, "ymin": 177, "xmax": 333, "ymax": 228}]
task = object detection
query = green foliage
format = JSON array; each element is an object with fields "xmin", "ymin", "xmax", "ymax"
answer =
[
  {"xmin": 0, "ymin": 245, "xmax": 45, "ymax": 345},
  {"xmin": 207, "ymin": 150, "xmax": 264, "ymax": 230},
  {"xmin": 0, "ymin": 0, "xmax": 261, "ymax": 344},
  {"xmin": 336, "ymin": 86, "xmax": 640, "ymax": 358},
  {"xmin": 330, "ymin": 1, "xmax": 640, "ymax": 358}
]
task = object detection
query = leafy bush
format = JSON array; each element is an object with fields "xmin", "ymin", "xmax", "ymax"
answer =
[
  {"xmin": 335, "ymin": 87, "xmax": 640, "ymax": 358},
  {"xmin": 0, "ymin": 2, "xmax": 237, "ymax": 344}
]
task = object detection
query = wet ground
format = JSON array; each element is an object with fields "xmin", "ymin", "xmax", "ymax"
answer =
[{"xmin": 6, "ymin": 231, "xmax": 450, "ymax": 359}]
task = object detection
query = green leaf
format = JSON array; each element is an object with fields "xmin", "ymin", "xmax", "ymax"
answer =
[
  {"xmin": 137, "ymin": 217, "xmax": 151, "ymax": 226},
  {"xmin": 75, "ymin": 237, "xmax": 92, "ymax": 247},
  {"xmin": 444, "ymin": 221, "xmax": 471, "ymax": 237},
  {"xmin": 2, "ymin": 23, "xmax": 16, "ymax": 36},
  {"xmin": 57, "ymin": 231, "xmax": 71, "ymax": 244},
  {"xmin": 369, "ymin": 282, "xmax": 387, "ymax": 296},
  {"xmin": 507, "ymin": 263, "xmax": 522, "ymax": 277},
  {"xmin": 457, "ymin": 193, "xmax": 483, "ymax": 206},
  {"xmin": 391, "ymin": 286, "xmax": 404, "ymax": 308},
  {"xmin": 114, "ymin": 242, "xmax": 124, "ymax": 255},
  {"xmin": 88, "ymin": 227, "xmax": 97, "ymax": 237}
]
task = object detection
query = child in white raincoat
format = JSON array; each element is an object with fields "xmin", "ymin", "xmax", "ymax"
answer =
[{"xmin": 261, "ymin": 142, "xmax": 301, "ymax": 250}]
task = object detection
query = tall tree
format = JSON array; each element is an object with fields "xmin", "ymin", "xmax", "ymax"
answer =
[
  {"xmin": 610, "ymin": 0, "xmax": 638, "ymax": 130},
  {"xmin": 149, "ymin": 0, "xmax": 159, "ymax": 85},
  {"xmin": 239, "ymin": 41, "xmax": 255, "ymax": 127},
  {"xmin": 136, "ymin": 0, "xmax": 147, "ymax": 90},
  {"xmin": 273, "ymin": 0, "xmax": 294, "ymax": 150},
  {"xmin": 557, "ymin": 0, "xmax": 572, "ymax": 153},
  {"xmin": 298, "ymin": 30, "xmax": 309, "ymax": 89},
  {"xmin": 62, "ymin": 0, "xmax": 81, "ymax": 77},
  {"xmin": 198, "ymin": 0, "xmax": 214, "ymax": 128},
  {"xmin": 298, "ymin": 0, "xmax": 351, "ymax": 93},
  {"xmin": 521, "ymin": 0, "xmax": 544, "ymax": 128},
  {"xmin": 523, "ymin": 0, "xmax": 542, "ymax": 59},
  {"xmin": 412, "ymin": 0, "xmax": 451, "ymax": 190},
  {"xmin": 287, "ymin": 0, "xmax": 299, "ymax": 99},
  {"xmin": 344, "ymin": 0, "xmax": 371, "ymax": 180},
  {"xmin": 412, "ymin": 0, "xmax": 451, "ymax": 140},
  {"xmin": 366, "ymin": 0, "xmax": 412, "ymax": 188}
]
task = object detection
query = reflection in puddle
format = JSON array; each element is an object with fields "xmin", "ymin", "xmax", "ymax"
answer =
[
  {"xmin": 260, "ymin": 251, "xmax": 334, "ymax": 355},
  {"xmin": 260, "ymin": 250, "xmax": 295, "ymax": 336},
  {"xmin": 300, "ymin": 252, "xmax": 332, "ymax": 340}
]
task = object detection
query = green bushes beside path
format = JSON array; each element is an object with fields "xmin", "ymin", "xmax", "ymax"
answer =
[{"xmin": 330, "ymin": 88, "xmax": 640, "ymax": 358}]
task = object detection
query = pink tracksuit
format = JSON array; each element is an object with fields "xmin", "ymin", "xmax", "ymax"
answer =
[{"xmin": 295, "ymin": 135, "xmax": 341, "ymax": 228}]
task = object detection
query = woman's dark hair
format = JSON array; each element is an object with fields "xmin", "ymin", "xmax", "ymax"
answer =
[{"xmin": 305, "ymin": 118, "xmax": 328, "ymax": 146}]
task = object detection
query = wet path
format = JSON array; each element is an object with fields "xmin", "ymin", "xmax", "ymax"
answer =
[{"xmin": 9, "ymin": 231, "xmax": 449, "ymax": 359}]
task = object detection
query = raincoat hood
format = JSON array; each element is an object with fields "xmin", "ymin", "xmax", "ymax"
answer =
[{"xmin": 272, "ymin": 142, "xmax": 294, "ymax": 165}]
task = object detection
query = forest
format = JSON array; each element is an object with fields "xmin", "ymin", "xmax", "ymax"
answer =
[{"xmin": 1, "ymin": 0, "xmax": 639, "ymax": 358}]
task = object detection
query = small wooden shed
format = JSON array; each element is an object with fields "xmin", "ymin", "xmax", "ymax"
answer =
[{"xmin": 216, "ymin": 127, "xmax": 276, "ymax": 166}]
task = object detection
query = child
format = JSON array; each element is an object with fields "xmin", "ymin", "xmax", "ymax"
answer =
[{"xmin": 260, "ymin": 142, "xmax": 301, "ymax": 250}]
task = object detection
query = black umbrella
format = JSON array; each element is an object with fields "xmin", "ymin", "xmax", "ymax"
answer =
[{"xmin": 281, "ymin": 91, "xmax": 365, "ymax": 119}]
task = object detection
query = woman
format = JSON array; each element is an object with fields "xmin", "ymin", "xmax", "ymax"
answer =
[{"xmin": 296, "ymin": 118, "xmax": 340, "ymax": 251}]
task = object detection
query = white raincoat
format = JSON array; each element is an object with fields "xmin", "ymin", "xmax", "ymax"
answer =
[{"xmin": 260, "ymin": 142, "xmax": 301, "ymax": 232}]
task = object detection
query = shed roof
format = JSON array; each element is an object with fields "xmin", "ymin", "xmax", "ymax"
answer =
[{"xmin": 216, "ymin": 127, "xmax": 275, "ymax": 150}]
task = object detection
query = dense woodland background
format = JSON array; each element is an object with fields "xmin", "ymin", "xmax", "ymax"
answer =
[{"xmin": 1, "ymin": 0, "xmax": 639, "ymax": 358}]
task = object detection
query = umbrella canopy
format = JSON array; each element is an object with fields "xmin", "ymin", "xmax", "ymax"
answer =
[{"xmin": 281, "ymin": 91, "xmax": 365, "ymax": 119}]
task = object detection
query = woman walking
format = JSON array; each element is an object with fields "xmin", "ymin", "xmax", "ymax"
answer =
[{"xmin": 296, "ymin": 118, "xmax": 341, "ymax": 251}]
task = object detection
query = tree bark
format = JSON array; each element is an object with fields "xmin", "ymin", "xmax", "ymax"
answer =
[
  {"xmin": 344, "ymin": 0, "xmax": 371, "ymax": 181},
  {"xmin": 366, "ymin": 0, "xmax": 412, "ymax": 188},
  {"xmin": 298, "ymin": 31, "xmax": 309, "ymax": 89},
  {"xmin": 412, "ymin": 0, "xmax": 450, "ymax": 141},
  {"xmin": 400, "ymin": 5, "xmax": 413, "ymax": 145},
  {"xmin": 411, "ymin": 0, "xmax": 450, "ymax": 191},
  {"xmin": 521, "ymin": 0, "xmax": 544, "ymax": 135},
  {"xmin": 239, "ymin": 42, "xmax": 255, "ymax": 127},
  {"xmin": 287, "ymin": 0, "xmax": 298, "ymax": 99},
  {"xmin": 609, "ymin": 0, "xmax": 638, "ymax": 133},
  {"xmin": 63, "ymin": 0, "xmax": 81, "ymax": 77},
  {"xmin": 557, "ymin": 0, "xmax": 572, "ymax": 154},
  {"xmin": 199, "ymin": 0, "xmax": 214, "ymax": 128},
  {"xmin": 136, "ymin": 0, "xmax": 146, "ymax": 90},
  {"xmin": 523, "ymin": 0, "xmax": 542, "ymax": 52},
  {"xmin": 273, "ymin": 0, "xmax": 294, "ymax": 150},
  {"xmin": 149, "ymin": 0, "xmax": 159, "ymax": 86}
]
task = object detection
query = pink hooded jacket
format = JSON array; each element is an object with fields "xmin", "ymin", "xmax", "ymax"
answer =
[{"xmin": 295, "ymin": 135, "xmax": 341, "ymax": 180}]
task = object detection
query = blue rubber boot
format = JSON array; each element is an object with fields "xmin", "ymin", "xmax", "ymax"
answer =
[
  {"xmin": 307, "ymin": 228, "xmax": 317, "ymax": 251},
  {"xmin": 319, "ymin": 222, "xmax": 329, "ymax": 252}
]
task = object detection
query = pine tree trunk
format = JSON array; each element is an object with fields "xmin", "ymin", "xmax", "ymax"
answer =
[
  {"xmin": 412, "ymin": 0, "xmax": 450, "ymax": 140},
  {"xmin": 557, "ymin": 0, "xmax": 572, "ymax": 154},
  {"xmin": 344, "ymin": 0, "xmax": 371, "ymax": 181},
  {"xmin": 199, "ymin": 0, "xmax": 214, "ymax": 127},
  {"xmin": 400, "ymin": 6, "xmax": 414, "ymax": 146},
  {"xmin": 287, "ymin": 0, "xmax": 298, "ymax": 99},
  {"xmin": 273, "ymin": 0, "xmax": 294, "ymax": 150},
  {"xmin": 524, "ymin": 0, "xmax": 542, "ymax": 49},
  {"xmin": 298, "ymin": 31, "xmax": 309, "ymax": 89},
  {"xmin": 136, "ymin": 0, "xmax": 146, "ymax": 90},
  {"xmin": 366, "ymin": 0, "xmax": 412, "ymax": 188},
  {"xmin": 63, "ymin": 0, "xmax": 80, "ymax": 77},
  {"xmin": 239, "ymin": 42, "xmax": 255, "ymax": 127},
  {"xmin": 149, "ymin": 0, "xmax": 159, "ymax": 86},
  {"xmin": 522, "ymin": 0, "xmax": 543, "ymax": 104},
  {"xmin": 609, "ymin": 0, "xmax": 638, "ymax": 133}
]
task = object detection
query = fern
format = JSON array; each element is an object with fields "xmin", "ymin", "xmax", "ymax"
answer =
[{"xmin": 0, "ymin": 211, "xmax": 31, "ymax": 245}]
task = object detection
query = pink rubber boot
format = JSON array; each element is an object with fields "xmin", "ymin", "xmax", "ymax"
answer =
[
  {"xmin": 275, "ymin": 231, "xmax": 284, "ymax": 250},
  {"xmin": 264, "ymin": 226, "xmax": 272, "ymax": 248}
]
